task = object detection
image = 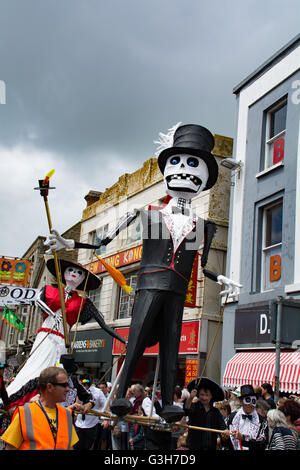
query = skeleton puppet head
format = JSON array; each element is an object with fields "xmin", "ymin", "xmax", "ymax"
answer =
[{"xmin": 157, "ymin": 124, "xmax": 218, "ymax": 200}]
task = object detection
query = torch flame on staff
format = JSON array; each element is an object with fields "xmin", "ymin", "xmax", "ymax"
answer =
[{"xmin": 34, "ymin": 169, "xmax": 70, "ymax": 349}]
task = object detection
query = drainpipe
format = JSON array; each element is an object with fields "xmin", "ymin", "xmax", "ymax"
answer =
[{"xmin": 274, "ymin": 296, "xmax": 283, "ymax": 403}]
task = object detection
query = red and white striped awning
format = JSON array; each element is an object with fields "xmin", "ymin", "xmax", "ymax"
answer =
[{"xmin": 223, "ymin": 351, "xmax": 300, "ymax": 394}]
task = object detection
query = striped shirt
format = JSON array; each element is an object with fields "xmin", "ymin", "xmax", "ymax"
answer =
[{"xmin": 268, "ymin": 426, "xmax": 297, "ymax": 450}]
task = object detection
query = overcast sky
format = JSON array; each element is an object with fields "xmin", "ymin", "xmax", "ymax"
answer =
[{"xmin": 0, "ymin": 0, "xmax": 299, "ymax": 258}]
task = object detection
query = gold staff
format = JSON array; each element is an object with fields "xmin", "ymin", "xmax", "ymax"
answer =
[{"xmin": 34, "ymin": 170, "xmax": 70, "ymax": 348}]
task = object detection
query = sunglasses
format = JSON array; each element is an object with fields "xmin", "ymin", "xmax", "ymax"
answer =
[{"xmin": 51, "ymin": 382, "xmax": 70, "ymax": 388}]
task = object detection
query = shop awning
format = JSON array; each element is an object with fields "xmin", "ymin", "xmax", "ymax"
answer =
[{"xmin": 223, "ymin": 351, "xmax": 300, "ymax": 394}]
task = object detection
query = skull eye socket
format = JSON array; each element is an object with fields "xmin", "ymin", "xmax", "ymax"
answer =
[
  {"xmin": 187, "ymin": 157, "xmax": 199, "ymax": 168},
  {"xmin": 170, "ymin": 156, "xmax": 180, "ymax": 165}
]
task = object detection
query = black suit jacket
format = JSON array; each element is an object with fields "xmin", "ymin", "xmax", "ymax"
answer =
[{"xmin": 136, "ymin": 210, "xmax": 205, "ymax": 295}]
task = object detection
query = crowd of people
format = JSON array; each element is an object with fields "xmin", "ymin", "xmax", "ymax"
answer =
[{"xmin": 0, "ymin": 361, "xmax": 300, "ymax": 451}]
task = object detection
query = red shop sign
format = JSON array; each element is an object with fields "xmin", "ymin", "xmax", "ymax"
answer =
[{"xmin": 113, "ymin": 320, "xmax": 199, "ymax": 356}]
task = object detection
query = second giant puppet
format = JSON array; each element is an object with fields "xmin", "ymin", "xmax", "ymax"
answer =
[{"xmin": 46, "ymin": 124, "xmax": 241, "ymax": 422}]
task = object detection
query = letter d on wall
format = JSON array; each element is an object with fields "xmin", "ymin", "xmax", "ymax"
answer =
[{"xmin": 260, "ymin": 313, "xmax": 268, "ymax": 335}]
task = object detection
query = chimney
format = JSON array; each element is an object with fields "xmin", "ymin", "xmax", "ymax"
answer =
[{"xmin": 84, "ymin": 190, "xmax": 102, "ymax": 207}]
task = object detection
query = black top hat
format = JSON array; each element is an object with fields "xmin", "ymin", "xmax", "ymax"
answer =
[
  {"xmin": 46, "ymin": 258, "xmax": 101, "ymax": 291},
  {"xmin": 187, "ymin": 376, "xmax": 225, "ymax": 402},
  {"xmin": 59, "ymin": 354, "xmax": 78, "ymax": 374},
  {"xmin": 238, "ymin": 384, "xmax": 257, "ymax": 398},
  {"xmin": 157, "ymin": 124, "xmax": 219, "ymax": 190}
]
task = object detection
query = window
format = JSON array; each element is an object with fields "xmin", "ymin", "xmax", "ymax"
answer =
[
  {"xmin": 90, "ymin": 224, "xmax": 109, "ymax": 258},
  {"xmin": 261, "ymin": 200, "xmax": 282, "ymax": 291},
  {"xmin": 117, "ymin": 272, "xmax": 138, "ymax": 319},
  {"xmin": 264, "ymin": 98, "xmax": 287, "ymax": 169},
  {"xmin": 88, "ymin": 279, "xmax": 102, "ymax": 311},
  {"xmin": 121, "ymin": 214, "xmax": 142, "ymax": 247}
]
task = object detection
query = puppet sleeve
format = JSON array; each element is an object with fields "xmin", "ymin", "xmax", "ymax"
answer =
[
  {"xmin": 201, "ymin": 220, "xmax": 217, "ymax": 268},
  {"xmin": 79, "ymin": 298, "xmax": 126, "ymax": 345},
  {"xmin": 74, "ymin": 210, "xmax": 139, "ymax": 250}
]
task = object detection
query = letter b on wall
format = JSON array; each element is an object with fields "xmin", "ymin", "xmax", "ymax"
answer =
[{"xmin": 270, "ymin": 254, "xmax": 281, "ymax": 282}]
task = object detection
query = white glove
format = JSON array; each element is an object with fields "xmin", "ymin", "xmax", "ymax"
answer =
[
  {"xmin": 44, "ymin": 229, "xmax": 75, "ymax": 254},
  {"xmin": 217, "ymin": 275, "xmax": 242, "ymax": 298}
]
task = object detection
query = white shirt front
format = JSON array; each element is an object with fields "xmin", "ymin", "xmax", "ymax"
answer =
[
  {"xmin": 75, "ymin": 385, "xmax": 106, "ymax": 429},
  {"xmin": 160, "ymin": 198, "xmax": 197, "ymax": 252}
]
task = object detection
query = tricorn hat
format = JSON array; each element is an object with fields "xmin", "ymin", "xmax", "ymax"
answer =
[
  {"xmin": 46, "ymin": 258, "xmax": 101, "ymax": 291},
  {"xmin": 187, "ymin": 376, "xmax": 225, "ymax": 402},
  {"xmin": 157, "ymin": 124, "xmax": 219, "ymax": 190}
]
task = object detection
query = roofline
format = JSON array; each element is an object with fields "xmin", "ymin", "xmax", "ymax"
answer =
[{"xmin": 233, "ymin": 33, "xmax": 300, "ymax": 95}]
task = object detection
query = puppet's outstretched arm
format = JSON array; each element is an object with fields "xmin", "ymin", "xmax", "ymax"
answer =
[
  {"xmin": 44, "ymin": 209, "xmax": 140, "ymax": 253},
  {"xmin": 79, "ymin": 298, "xmax": 126, "ymax": 345},
  {"xmin": 35, "ymin": 286, "xmax": 56, "ymax": 317},
  {"xmin": 202, "ymin": 220, "xmax": 242, "ymax": 298}
]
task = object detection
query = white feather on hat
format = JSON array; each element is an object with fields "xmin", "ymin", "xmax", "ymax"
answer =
[{"xmin": 153, "ymin": 122, "xmax": 182, "ymax": 157}]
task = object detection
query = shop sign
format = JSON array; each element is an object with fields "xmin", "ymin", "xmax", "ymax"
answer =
[
  {"xmin": 70, "ymin": 329, "xmax": 113, "ymax": 363},
  {"xmin": 113, "ymin": 320, "xmax": 200, "ymax": 356},
  {"xmin": 0, "ymin": 285, "xmax": 39, "ymax": 305},
  {"xmin": 86, "ymin": 245, "xmax": 143, "ymax": 275},
  {"xmin": 0, "ymin": 257, "xmax": 31, "ymax": 287},
  {"xmin": 234, "ymin": 303, "xmax": 272, "ymax": 345},
  {"xmin": 184, "ymin": 358, "xmax": 199, "ymax": 387}
]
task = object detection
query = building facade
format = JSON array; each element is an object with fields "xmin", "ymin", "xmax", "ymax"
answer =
[
  {"xmin": 75, "ymin": 135, "xmax": 233, "ymax": 386},
  {"xmin": 0, "ymin": 222, "xmax": 82, "ymax": 371},
  {"xmin": 221, "ymin": 34, "xmax": 300, "ymax": 396}
]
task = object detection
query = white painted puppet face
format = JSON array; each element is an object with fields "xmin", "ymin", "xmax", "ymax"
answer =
[
  {"xmin": 64, "ymin": 266, "xmax": 86, "ymax": 290},
  {"xmin": 163, "ymin": 154, "xmax": 209, "ymax": 199}
]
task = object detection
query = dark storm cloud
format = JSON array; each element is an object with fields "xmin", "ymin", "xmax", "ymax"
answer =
[{"xmin": 0, "ymin": 0, "xmax": 299, "ymax": 256}]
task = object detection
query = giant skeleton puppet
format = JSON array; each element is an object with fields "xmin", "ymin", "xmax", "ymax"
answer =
[
  {"xmin": 6, "ymin": 259, "xmax": 125, "ymax": 404},
  {"xmin": 46, "ymin": 124, "xmax": 241, "ymax": 423}
]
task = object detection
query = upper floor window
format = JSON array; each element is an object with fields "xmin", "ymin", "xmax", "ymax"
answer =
[
  {"xmin": 261, "ymin": 200, "xmax": 282, "ymax": 291},
  {"xmin": 88, "ymin": 277, "xmax": 102, "ymax": 311},
  {"xmin": 117, "ymin": 271, "xmax": 137, "ymax": 319},
  {"xmin": 121, "ymin": 214, "xmax": 142, "ymax": 248},
  {"xmin": 264, "ymin": 98, "xmax": 287, "ymax": 169},
  {"xmin": 90, "ymin": 224, "xmax": 109, "ymax": 259}
]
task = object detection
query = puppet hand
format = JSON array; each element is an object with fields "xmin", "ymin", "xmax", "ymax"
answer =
[
  {"xmin": 44, "ymin": 229, "xmax": 75, "ymax": 254},
  {"xmin": 217, "ymin": 275, "xmax": 242, "ymax": 298}
]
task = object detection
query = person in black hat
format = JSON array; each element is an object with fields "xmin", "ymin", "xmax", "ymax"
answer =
[
  {"xmin": 6, "ymin": 259, "xmax": 125, "ymax": 402},
  {"xmin": 45, "ymin": 124, "xmax": 241, "ymax": 423},
  {"xmin": 184, "ymin": 377, "xmax": 226, "ymax": 450},
  {"xmin": 221, "ymin": 384, "xmax": 268, "ymax": 450}
]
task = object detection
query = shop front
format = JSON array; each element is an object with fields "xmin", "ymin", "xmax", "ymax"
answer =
[
  {"xmin": 70, "ymin": 328, "xmax": 114, "ymax": 382},
  {"xmin": 223, "ymin": 299, "xmax": 300, "ymax": 396},
  {"xmin": 112, "ymin": 320, "xmax": 204, "ymax": 388}
]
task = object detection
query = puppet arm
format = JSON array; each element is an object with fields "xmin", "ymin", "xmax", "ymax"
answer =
[
  {"xmin": 35, "ymin": 286, "xmax": 56, "ymax": 317},
  {"xmin": 79, "ymin": 298, "xmax": 126, "ymax": 345},
  {"xmin": 201, "ymin": 220, "xmax": 242, "ymax": 298},
  {"xmin": 44, "ymin": 209, "xmax": 140, "ymax": 253}
]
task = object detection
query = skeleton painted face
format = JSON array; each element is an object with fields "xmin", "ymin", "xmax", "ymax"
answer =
[
  {"xmin": 64, "ymin": 266, "xmax": 86, "ymax": 290},
  {"xmin": 163, "ymin": 154, "xmax": 209, "ymax": 199}
]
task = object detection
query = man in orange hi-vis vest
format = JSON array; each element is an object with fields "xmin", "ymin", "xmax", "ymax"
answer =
[{"xmin": 1, "ymin": 367, "xmax": 79, "ymax": 450}]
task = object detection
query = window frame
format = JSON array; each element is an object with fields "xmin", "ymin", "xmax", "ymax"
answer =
[
  {"xmin": 116, "ymin": 270, "xmax": 138, "ymax": 320},
  {"xmin": 263, "ymin": 97, "xmax": 287, "ymax": 171},
  {"xmin": 260, "ymin": 199, "xmax": 283, "ymax": 292}
]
